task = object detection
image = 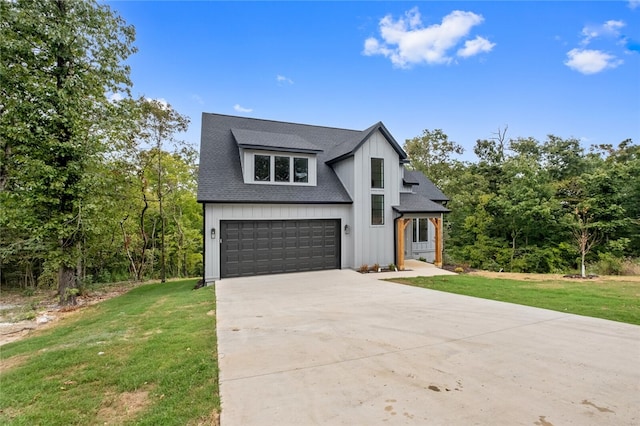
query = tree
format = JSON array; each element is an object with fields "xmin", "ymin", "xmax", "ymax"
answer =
[
  {"xmin": 404, "ymin": 129, "xmax": 464, "ymax": 189},
  {"xmin": 135, "ymin": 98, "xmax": 190, "ymax": 282},
  {"xmin": 0, "ymin": 0, "xmax": 136, "ymax": 303},
  {"xmin": 573, "ymin": 207, "xmax": 598, "ymax": 277}
]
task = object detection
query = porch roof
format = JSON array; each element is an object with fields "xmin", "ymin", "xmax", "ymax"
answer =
[{"xmin": 394, "ymin": 193, "xmax": 450, "ymax": 214}]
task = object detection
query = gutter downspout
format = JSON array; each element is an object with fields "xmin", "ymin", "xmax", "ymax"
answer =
[
  {"xmin": 201, "ymin": 203, "xmax": 206, "ymax": 285},
  {"xmin": 393, "ymin": 211, "xmax": 404, "ymax": 268}
]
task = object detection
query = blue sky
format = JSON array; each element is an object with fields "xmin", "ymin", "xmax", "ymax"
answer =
[{"xmin": 108, "ymin": 1, "xmax": 640, "ymax": 161}]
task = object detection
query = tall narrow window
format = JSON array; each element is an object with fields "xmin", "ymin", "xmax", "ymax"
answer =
[
  {"xmin": 371, "ymin": 158, "xmax": 384, "ymax": 188},
  {"xmin": 254, "ymin": 155, "xmax": 270, "ymax": 181},
  {"xmin": 293, "ymin": 157, "xmax": 308, "ymax": 183},
  {"xmin": 275, "ymin": 156, "xmax": 290, "ymax": 182},
  {"xmin": 371, "ymin": 194, "xmax": 384, "ymax": 225},
  {"xmin": 413, "ymin": 218, "xmax": 428, "ymax": 242}
]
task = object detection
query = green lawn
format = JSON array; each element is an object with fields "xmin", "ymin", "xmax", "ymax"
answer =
[
  {"xmin": 0, "ymin": 279, "xmax": 219, "ymax": 425},
  {"xmin": 391, "ymin": 275, "xmax": 640, "ymax": 325}
]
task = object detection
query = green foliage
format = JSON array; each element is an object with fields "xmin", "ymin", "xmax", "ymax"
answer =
[
  {"xmin": 1, "ymin": 2, "xmax": 202, "ymax": 291},
  {"xmin": 405, "ymin": 127, "xmax": 639, "ymax": 275}
]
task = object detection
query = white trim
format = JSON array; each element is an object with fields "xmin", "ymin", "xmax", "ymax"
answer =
[{"xmin": 242, "ymin": 149, "xmax": 317, "ymax": 186}]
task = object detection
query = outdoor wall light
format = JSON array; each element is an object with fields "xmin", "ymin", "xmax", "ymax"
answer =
[
  {"xmin": 344, "ymin": 224, "xmax": 351, "ymax": 235},
  {"xmin": 210, "ymin": 228, "xmax": 216, "ymax": 239}
]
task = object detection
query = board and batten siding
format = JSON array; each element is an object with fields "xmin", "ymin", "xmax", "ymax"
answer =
[
  {"xmin": 204, "ymin": 203, "xmax": 352, "ymax": 281},
  {"xmin": 351, "ymin": 130, "xmax": 402, "ymax": 267}
]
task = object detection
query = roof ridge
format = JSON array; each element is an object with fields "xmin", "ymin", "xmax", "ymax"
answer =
[{"xmin": 202, "ymin": 112, "xmax": 363, "ymax": 134}]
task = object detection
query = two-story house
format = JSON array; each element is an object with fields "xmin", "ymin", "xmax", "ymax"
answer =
[{"xmin": 197, "ymin": 113, "xmax": 449, "ymax": 282}]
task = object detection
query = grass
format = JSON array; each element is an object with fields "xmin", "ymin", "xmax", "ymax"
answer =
[
  {"xmin": 391, "ymin": 275, "xmax": 640, "ymax": 325},
  {"xmin": 0, "ymin": 279, "xmax": 219, "ymax": 425}
]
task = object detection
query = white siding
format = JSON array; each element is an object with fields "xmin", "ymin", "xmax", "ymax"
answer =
[
  {"xmin": 204, "ymin": 203, "xmax": 353, "ymax": 281},
  {"xmin": 351, "ymin": 130, "xmax": 401, "ymax": 268},
  {"xmin": 332, "ymin": 156, "xmax": 354, "ymax": 198}
]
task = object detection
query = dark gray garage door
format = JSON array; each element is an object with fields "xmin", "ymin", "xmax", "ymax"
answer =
[{"xmin": 220, "ymin": 219, "xmax": 340, "ymax": 278}]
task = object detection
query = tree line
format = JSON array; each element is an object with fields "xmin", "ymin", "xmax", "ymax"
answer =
[
  {"xmin": 405, "ymin": 128, "xmax": 640, "ymax": 275},
  {"xmin": 1, "ymin": 0, "xmax": 202, "ymax": 303}
]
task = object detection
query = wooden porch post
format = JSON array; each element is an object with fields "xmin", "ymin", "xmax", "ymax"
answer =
[
  {"xmin": 429, "ymin": 216, "xmax": 443, "ymax": 268},
  {"xmin": 396, "ymin": 218, "xmax": 411, "ymax": 271}
]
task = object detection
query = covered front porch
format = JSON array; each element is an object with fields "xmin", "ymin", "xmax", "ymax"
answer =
[{"xmin": 394, "ymin": 214, "xmax": 445, "ymax": 270}]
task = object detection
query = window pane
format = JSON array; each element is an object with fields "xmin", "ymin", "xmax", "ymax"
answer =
[
  {"xmin": 419, "ymin": 218, "xmax": 428, "ymax": 242},
  {"xmin": 294, "ymin": 157, "xmax": 308, "ymax": 183},
  {"xmin": 255, "ymin": 155, "xmax": 270, "ymax": 181},
  {"xmin": 275, "ymin": 156, "xmax": 290, "ymax": 182},
  {"xmin": 371, "ymin": 158, "xmax": 384, "ymax": 188},
  {"xmin": 412, "ymin": 219, "xmax": 418, "ymax": 242},
  {"xmin": 371, "ymin": 194, "xmax": 384, "ymax": 225}
]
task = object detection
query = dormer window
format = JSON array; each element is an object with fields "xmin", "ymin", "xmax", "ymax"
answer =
[
  {"xmin": 248, "ymin": 152, "xmax": 314, "ymax": 185},
  {"xmin": 275, "ymin": 156, "xmax": 290, "ymax": 182},
  {"xmin": 254, "ymin": 155, "xmax": 270, "ymax": 181},
  {"xmin": 233, "ymin": 128, "xmax": 320, "ymax": 186},
  {"xmin": 294, "ymin": 158, "xmax": 308, "ymax": 183}
]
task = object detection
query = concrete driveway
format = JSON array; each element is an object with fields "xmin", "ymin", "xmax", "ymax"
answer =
[{"xmin": 215, "ymin": 266, "xmax": 640, "ymax": 425}]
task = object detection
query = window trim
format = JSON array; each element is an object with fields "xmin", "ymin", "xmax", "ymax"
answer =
[
  {"xmin": 250, "ymin": 152, "xmax": 313, "ymax": 185},
  {"xmin": 371, "ymin": 194, "xmax": 384, "ymax": 226},
  {"xmin": 371, "ymin": 158, "xmax": 384, "ymax": 189}
]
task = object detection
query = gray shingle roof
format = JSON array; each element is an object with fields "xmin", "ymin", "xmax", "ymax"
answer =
[
  {"xmin": 197, "ymin": 113, "xmax": 449, "ymax": 212},
  {"xmin": 394, "ymin": 193, "xmax": 450, "ymax": 214},
  {"xmin": 403, "ymin": 170, "xmax": 449, "ymax": 202},
  {"xmin": 394, "ymin": 170, "xmax": 450, "ymax": 214},
  {"xmin": 231, "ymin": 128, "xmax": 323, "ymax": 153},
  {"xmin": 198, "ymin": 113, "xmax": 359, "ymax": 204}
]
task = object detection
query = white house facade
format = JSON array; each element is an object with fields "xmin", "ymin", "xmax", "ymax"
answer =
[{"xmin": 197, "ymin": 113, "xmax": 449, "ymax": 282}]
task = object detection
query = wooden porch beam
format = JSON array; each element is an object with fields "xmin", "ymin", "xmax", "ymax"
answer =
[
  {"xmin": 396, "ymin": 218, "xmax": 411, "ymax": 271},
  {"xmin": 429, "ymin": 216, "xmax": 443, "ymax": 267}
]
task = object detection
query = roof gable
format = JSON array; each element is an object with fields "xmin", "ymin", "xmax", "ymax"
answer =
[{"xmin": 325, "ymin": 122, "xmax": 408, "ymax": 164}]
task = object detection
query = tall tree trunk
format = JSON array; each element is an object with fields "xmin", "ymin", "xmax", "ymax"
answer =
[{"xmin": 58, "ymin": 263, "xmax": 77, "ymax": 305}]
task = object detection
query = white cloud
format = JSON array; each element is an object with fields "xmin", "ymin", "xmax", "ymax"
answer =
[
  {"xmin": 108, "ymin": 92, "xmax": 124, "ymax": 103},
  {"xmin": 457, "ymin": 36, "xmax": 495, "ymax": 58},
  {"xmin": 233, "ymin": 104, "xmax": 253, "ymax": 113},
  {"xmin": 191, "ymin": 94, "xmax": 204, "ymax": 105},
  {"xmin": 580, "ymin": 20, "xmax": 625, "ymax": 45},
  {"xmin": 564, "ymin": 48, "xmax": 623, "ymax": 74},
  {"xmin": 276, "ymin": 74, "xmax": 294, "ymax": 85},
  {"xmin": 363, "ymin": 8, "xmax": 494, "ymax": 68},
  {"xmin": 629, "ymin": 0, "xmax": 640, "ymax": 10}
]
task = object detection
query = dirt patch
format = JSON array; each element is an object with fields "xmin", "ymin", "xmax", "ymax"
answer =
[
  {"xmin": 0, "ymin": 282, "xmax": 138, "ymax": 347},
  {"xmin": 97, "ymin": 387, "xmax": 153, "ymax": 425},
  {"xmin": 468, "ymin": 270, "xmax": 640, "ymax": 283},
  {"xmin": 0, "ymin": 353, "xmax": 30, "ymax": 374}
]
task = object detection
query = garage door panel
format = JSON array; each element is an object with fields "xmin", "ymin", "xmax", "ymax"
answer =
[{"xmin": 221, "ymin": 219, "xmax": 340, "ymax": 278}]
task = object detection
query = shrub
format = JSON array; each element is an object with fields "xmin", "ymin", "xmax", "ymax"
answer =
[
  {"xmin": 371, "ymin": 263, "xmax": 380, "ymax": 272},
  {"xmin": 592, "ymin": 252, "xmax": 623, "ymax": 275},
  {"xmin": 387, "ymin": 263, "xmax": 397, "ymax": 271},
  {"xmin": 454, "ymin": 267, "xmax": 464, "ymax": 273},
  {"xmin": 358, "ymin": 264, "xmax": 369, "ymax": 273},
  {"xmin": 621, "ymin": 258, "xmax": 640, "ymax": 275}
]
